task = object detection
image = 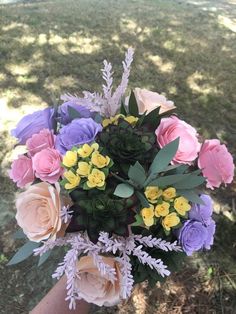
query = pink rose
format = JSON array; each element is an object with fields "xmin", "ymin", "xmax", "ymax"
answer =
[
  {"xmin": 15, "ymin": 182, "xmax": 62, "ymax": 242},
  {"xmin": 32, "ymin": 148, "xmax": 64, "ymax": 184},
  {"xmin": 26, "ymin": 128, "xmax": 55, "ymax": 157},
  {"xmin": 198, "ymin": 139, "xmax": 235, "ymax": 189},
  {"xmin": 134, "ymin": 88, "xmax": 176, "ymax": 115},
  {"xmin": 155, "ymin": 116, "xmax": 201, "ymax": 164},
  {"xmin": 75, "ymin": 256, "xmax": 122, "ymax": 306},
  {"xmin": 9, "ymin": 155, "xmax": 35, "ymax": 188}
]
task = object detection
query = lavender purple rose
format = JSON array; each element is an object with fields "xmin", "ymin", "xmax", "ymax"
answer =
[
  {"xmin": 11, "ymin": 108, "xmax": 54, "ymax": 144},
  {"xmin": 55, "ymin": 118, "xmax": 102, "ymax": 154},
  {"xmin": 58, "ymin": 100, "xmax": 92, "ymax": 125},
  {"xmin": 177, "ymin": 194, "xmax": 216, "ymax": 256}
]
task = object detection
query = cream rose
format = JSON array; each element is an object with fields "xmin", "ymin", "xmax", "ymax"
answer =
[
  {"xmin": 134, "ymin": 88, "xmax": 176, "ymax": 115},
  {"xmin": 75, "ymin": 256, "xmax": 122, "ymax": 306},
  {"xmin": 15, "ymin": 182, "xmax": 62, "ymax": 242}
]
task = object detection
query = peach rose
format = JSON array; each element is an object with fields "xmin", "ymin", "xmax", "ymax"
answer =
[
  {"xmin": 26, "ymin": 128, "xmax": 55, "ymax": 157},
  {"xmin": 75, "ymin": 256, "xmax": 122, "ymax": 306},
  {"xmin": 198, "ymin": 139, "xmax": 235, "ymax": 189},
  {"xmin": 32, "ymin": 148, "xmax": 64, "ymax": 184},
  {"xmin": 15, "ymin": 182, "xmax": 62, "ymax": 242},
  {"xmin": 9, "ymin": 155, "xmax": 35, "ymax": 188},
  {"xmin": 155, "ymin": 116, "xmax": 201, "ymax": 164},
  {"xmin": 134, "ymin": 88, "xmax": 176, "ymax": 115}
]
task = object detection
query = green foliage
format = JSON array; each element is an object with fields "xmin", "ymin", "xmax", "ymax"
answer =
[
  {"xmin": 68, "ymin": 105, "xmax": 82, "ymax": 119},
  {"xmin": 38, "ymin": 250, "xmax": 51, "ymax": 267},
  {"xmin": 8, "ymin": 241, "xmax": 40, "ymax": 266},
  {"xmin": 114, "ymin": 183, "xmax": 134, "ymax": 198},
  {"xmin": 128, "ymin": 161, "xmax": 147, "ymax": 187},
  {"xmin": 148, "ymin": 138, "xmax": 180, "ymax": 176},
  {"xmin": 128, "ymin": 91, "xmax": 139, "ymax": 117}
]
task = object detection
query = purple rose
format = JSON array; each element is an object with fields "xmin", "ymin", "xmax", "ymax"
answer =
[
  {"xmin": 178, "ymin": 220, "xmax": 208, "ymax": 256},
  {"xmin": 56, "ymin": 118, "xmax": 102, "ymax": 154},
  {"xmin": 59, "ymin": 100, "xmax": 92, "ymax": 125},
  {"xmin": 189, "ymin": 194, "xmax": 213, "ymax": 226},
  {"xmin": 11, "ymin": 108, "xmax": 54, "ymax": 144}
]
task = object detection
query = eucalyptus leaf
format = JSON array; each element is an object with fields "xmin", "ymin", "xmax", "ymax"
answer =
[
  {"xmin": 38, "ymin": 250, "xmax": 51, "ymax": 267},
  {"xmin": 68, "ymin": 106, "xmax": 82, "ymax": 120},
  {"xmin": 173, "ymin": 175, "xmax": 205, "ymax": 189},
  {"xmin": 13, "ymin": 229, "xmax": 27, "ymax": 240},
  {"xmin": 135, "ymin": 191, "xmax": 150, "ymax": 208},
  {"xmin": 128, "ymin": 162, "xmax": 146, "ymax": 187},
  {"xmin": 177, "ymin": 189, "xmax": 205, "ymax": 205},
  {"xmin": 128, "ymin": 91, "xmax": 139, "ymax": 117},
  {"xmin": 8, "ymin": 241, "xmax": 40, "ymax": 266},
  {"xmin": 150, "ymin": 173, "xmax": 191, "ymax": 188},
  {"xmin": 114, "ymin": 183, "xmax": 134, "ymax": 198},
  {"xmin": 145, "ymin": 138, "xmax": 180, "ymax": 186}
]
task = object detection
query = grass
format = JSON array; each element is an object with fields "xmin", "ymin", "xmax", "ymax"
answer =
[{"xmin": 0, "ymin": 0, "xmax": 236, "ymax": 313}]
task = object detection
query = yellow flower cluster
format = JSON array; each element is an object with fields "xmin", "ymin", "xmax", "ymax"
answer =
[
  {"xmin": 141, "ymin": 186, "xmax": 191, "ymax": 232},
  {"xmin": 62, "ymin": 143, "xmax": 112, "ymax": 190},
  {"xmin": 102, "ymin": 114, "xmax": 138, "ymax": 128}
]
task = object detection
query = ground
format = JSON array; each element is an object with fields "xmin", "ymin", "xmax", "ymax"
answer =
[{"xmin": 0, "ymin": 0, "xmax": 236, "ymax": 313}]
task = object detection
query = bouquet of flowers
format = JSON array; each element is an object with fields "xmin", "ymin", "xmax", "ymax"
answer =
[{"xmin": 8, "ymin": 49, "xmax": 235, "ymax": 309}]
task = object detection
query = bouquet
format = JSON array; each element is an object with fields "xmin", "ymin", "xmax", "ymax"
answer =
[{"xmin": 8, "ymin": 49, "xmax": 235, "ymax": 309}]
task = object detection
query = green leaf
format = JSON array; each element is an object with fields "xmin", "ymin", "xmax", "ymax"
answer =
[
  {"xmin": 68, "ymin": 106, "xmax": 82, "ymax": 120},
  {"xmin": 94, "ymin": 113, "xmax": 102, "ymax": 123},
  {"xmin": 13, "ymin": 229, "xmax": 26, "ymax": 240},
  {"xmin": 135, "ymin": 191, "xmax": 150, "ymax": 208},
  {"xmin": 120, "ymin": 101, "xmax": 127, "ymax": 115},
  {"xmin": 142, "ymin": 106, "xmax": 161, "ymax": 128},
  {"xmin": 114, "ymin": 183, "xmax": 134, "ymax": 198},
  {"xmin": 38, "ymin": 250, "xmax": 51, "ymax": 267},
  {"xmin": 132, "ymin": 214, "xmax": 143, "ymax": 226},
  {"xmin": 8, "ymin": 241, "xmax": 40, "ymax": 266},
  {"xmin": 128, "ymin": 91, "xmax": 139, "ymax": 117},
  {"xmin": 150, "ymin": 173, "xmax": 191, "ymax": 188},
  {"xmin": 145, "ymin": 138, "xmax": 180, "ymax": 186},
  {"xmin": 177, "ymin": 189, "xmax": 205, "ymax": 204},
  {"xmin": 128, "ymin": 162, "xmax": 146, "ymax": 187},
  {"xmin": 173, "ymin": 175, "xmax": 205, "ymax": 189},
  {"xmin": 136, "ymin": 111, "xmax": 147, "ymax": 127}
]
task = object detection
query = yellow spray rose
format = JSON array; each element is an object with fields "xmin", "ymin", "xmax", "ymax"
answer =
[
  {"xmin": 162, "ymin": 187, "xmax": 176, "ymax": 201},
  {"xmin": 62, "ymin": 151, "xmax": 78, "ymax": 167},
  {"xmin": 174, "ymin": 196, "xmax": 191, "ymax": 216},
  {"xmin": 78, "ymin": 143, "xmax": 99, "ymax": 158},
  {"xmin": 77, "ymin": 162, "xmax": 91, "ymax": 177},
  {"xmin": 91, "ymin": 151, "xmax": 110, "ymax": 168},
  {"xmin": 87, "ymin": 169, "xmax": 106, "ymax": 188},
  {"xmin": 162, "ymin": 212, "xmax": 180, "ymax": 231},
  {"xmin": 144, "ymin": 186, "xmax": 162, "ymax": 203},
  {"xmin": 124, "ymin": 116, "xmax": 139, "ymax": 125},
  {"xmin": 141, "ymin": 205, "xmax": 155, "ymax": 227},
  {"xmin": 155, "ymin": 201, "xmax": 170, "ymax": 217},
  {"xmin": 64, "ymin": 170, "xmax": 81, "ymax": 189}
]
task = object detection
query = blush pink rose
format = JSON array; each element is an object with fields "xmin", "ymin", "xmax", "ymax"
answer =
[
  {"xmin": 9, "ymin": 155, "xmax": 35, "ymax": 188},
  {"xmin": 32, "ymin": 148, "xmax": 64, "ymax": 184},
  {"xmin": 75, "ymin": 256, "xmax": 122, "ymax": 306},
  {"xmin": 134, "ymin": 88, "xmax": 176, "ymax": 115},
  {"xmin": 15, "ymin": 182, "xmax": 62, "ymax": 242},
  {"xmin": 198, "ymin": 139, "xmax": 235, "ymax": 189},
  {"xmin": 26, "ymin": 128, "xmax": 55, "ymax": 157},
  {"xmin": 155, "ymin": 116, "xmax": 201, "ymax": 164}
]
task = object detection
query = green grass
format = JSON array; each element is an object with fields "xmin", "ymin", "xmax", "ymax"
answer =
[{"xmin": 0, "ymin": 0, "xmax": 236, "ymax": 313}]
